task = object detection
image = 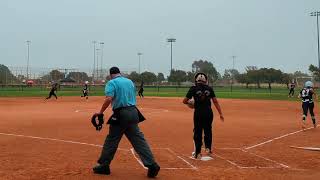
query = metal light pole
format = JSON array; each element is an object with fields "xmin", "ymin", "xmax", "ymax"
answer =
[
  {"xmin": 167, "ymin": 38, "xmax": 176, "ymax": 74},
  {"xmin": 231, "ymin": 55, "xmax": 236, "ymax": 92},
  {"xmin": 96, "ymin": 48, "xmax": 100, "ymax": 80},
  {"xmin": 311, "ymin": 11, "xmax": 320, "ymax": 68},
  {"xmin": 99, "ymin": 42, "xmax": 104, "ymax": 79},
  {"xmin": 26, "ymin": 40, "xmax": 31, "ymax": 80},
  {"xmin": 137, "ymin": 52, "xmax": 143, "ymax": 74},
  {"xmin": 92, "ymin": 41, "xmax": 97, "ymax": 81}
]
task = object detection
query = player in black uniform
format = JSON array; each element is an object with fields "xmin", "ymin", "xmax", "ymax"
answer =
[
  {"xmin": 46, "ymin": 82, "xmax": 58, "ymax": 100},
  {"xmin": 138, "ymin": 81, "xmax": 144, "ymax": 98},
  {"xmin": 183, "ymin": 73, "xmax": 224, "ymax": 159},
  {"xmin": 81, "ymin": 81, "xmax": 89, "ymax": 99},
  {"xmin": 288, "ymin": 81, "xmax": 296, "ymax": 97},
  {"xmin": 299, "ymin": 81, "xmax": 317, "ymax": 129}
]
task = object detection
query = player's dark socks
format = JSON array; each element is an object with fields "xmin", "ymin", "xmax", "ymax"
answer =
[
  {"xmin": 93, "ymin": 164, "xmax": 110, "ymax": 175},
  {"xmin": 312, "ymin": 117, "xmax": 316, "ymax": 124}
]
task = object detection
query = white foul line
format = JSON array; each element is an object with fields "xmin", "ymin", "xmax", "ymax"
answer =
[
  {"xmin": 176, "ymin": 156, "xmax": 198, "ymax": 170},
  {"xmin": 130, "ymin": 148, "xmax": 197, "ymax": 170},
  {"xmin": 130, "ymin": 148, "xmax": 148, "ymax": 169},
  {"xmin": 244, "ymin": 125, "xmax": 318, "ymax": 150},
  {"xmin": 241, "ymin": 149, "xmax": 290, "ymax": 168},
  {"xmin": 211, "ymin": 152, "xmax": 241, "ymax": 168},
  {"xmin": 0, "ymin": 132, "xmax": 129, "ymax": 151}
]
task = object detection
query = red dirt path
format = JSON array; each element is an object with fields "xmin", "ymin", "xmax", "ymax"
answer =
[{"xmin": 0, "ymin": 97, "xmax": 319, "ymax": 180}]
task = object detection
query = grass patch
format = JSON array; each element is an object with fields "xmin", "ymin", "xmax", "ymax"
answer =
[{"xmin": 0, "ymin": 85, "xmax": 314, "ymax": 102}]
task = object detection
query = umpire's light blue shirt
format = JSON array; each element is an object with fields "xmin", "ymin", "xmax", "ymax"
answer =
[{"xmin": 105, "ymin": 76, "xmax": 136, "ymax": 109}]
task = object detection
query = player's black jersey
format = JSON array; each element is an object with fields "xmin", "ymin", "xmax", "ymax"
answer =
[
  {"xmin": 290, "ymin": 83, "xmax": 296, "ymax": 89},
  {"xmin": 300, "ymin": 88, "xmax": 314, "ymax": 103},
  {"xmin": 50, "ymin": 86, "xmax": 57, "ymax": 92},
  {"xmin": 186, "ymin": 83, "xmax": 216, "ymax": 109},
  {"xmin": 83, "ymin": 84, "xmax": 88, "ymax": 91}
]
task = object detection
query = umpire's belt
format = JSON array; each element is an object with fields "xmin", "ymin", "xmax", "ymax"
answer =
[{"xmin": 107, "ymin": 105, "xmax": 146, "ymax": 125}]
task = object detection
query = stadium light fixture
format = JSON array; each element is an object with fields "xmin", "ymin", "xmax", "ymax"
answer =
[
  {"xmin": 167, "ymin": 38, "xmax": 176, "ymax": 74},
  {"xmin": 26, "ymin": 40, "xmax": 31, "ymax": 80},
  {"xmin": 92, "ymin": 41, "xmax": 97, "ymax": 81},
  {"xmin": 137, "ymin": 52, "xmax": 143, "ymax": 74},
  {"xmin": 96, "ymin": 48, "xmax": 100, "ymax": 80},
  {"xmin": 99, "ymin": 42, "xmax": 104, "ymax": 79}
]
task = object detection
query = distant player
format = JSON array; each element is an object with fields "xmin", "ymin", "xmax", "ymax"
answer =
[
  {"xmin": 298, "ymin": 81, "xmax": 317, "ymax": 129},
  {"xmin": 46, "ymin": 82, "xmax": 58, "ymax": 100},
  {"xmin": 288, "ymin": 81, "xmax": 296, "ymax": 97},
  {"xmin": 183, "ymin": 73, "xmax": 224, "ymax": 159},
  {"xmin": 138, "ymin": 81, "xmax": 144, "ymax": 98},
  {"xmin": 81, "ymin": 81, "xmax": 89, "ymax": 99}
]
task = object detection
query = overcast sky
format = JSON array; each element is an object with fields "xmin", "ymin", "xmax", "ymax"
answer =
[{"xmin": 0, "ymin": 0, "xmax": 320, "ymax": 76}]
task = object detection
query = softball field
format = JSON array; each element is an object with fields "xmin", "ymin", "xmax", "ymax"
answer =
[{"xmin": 0, "ymin": 97, "xmax": 319, "ymax": 180}]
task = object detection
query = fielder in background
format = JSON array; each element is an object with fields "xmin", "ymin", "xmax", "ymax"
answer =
[
  {"xmin": 298, "ymin": 81, "xmax": 317, "ymax": 129},
  {"xmin": 92, "ymin": 67, "xmax": 160, "ymax": 178},
  {"xmin": 183, "ymin": 73, "xmax": 224, "ymax": 159},
  {"xmin": 288, "ymin": 80, "xmax": 296, "ymax": 97},
  {"xmin": 138, "ymin": 81, "xmax": 144, "ymax": 98},
  {"xmin": 81, "ymin": 81, "xmax": 89, "ymax": 99},
  {"xmin": 46, "ymin": 82, "xmax": 58, "ymax": 100}
]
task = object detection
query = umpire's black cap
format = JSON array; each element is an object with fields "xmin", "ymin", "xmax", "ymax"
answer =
[{"xmin": 109, "ymin": 67, "xmax": 120, "ymax": 75}]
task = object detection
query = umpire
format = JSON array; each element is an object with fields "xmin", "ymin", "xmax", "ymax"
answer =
[{"xmin": 93, "ymin": 67, "xmax": 160, "ymax": 178}]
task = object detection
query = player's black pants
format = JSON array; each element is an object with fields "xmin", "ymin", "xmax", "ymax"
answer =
[
  {"xmin": 82, "ymin": 90, "xmax": 88, "ymax": 98},
  {"xmin": 302, "ymin": 102, "xmax": 316, "ymax": 124},
  {"xmin": 288, "ymin": 88, "xmax": 294, "ymax": 96},
  {"xmin": 46, "ymin": 91, "xmax": 57, "ymax": 99},
  {"xmin": 193, "ymin": 108, "xmax": 213, "ymax": 155},
  {"xmin": 138, "ymin": 89, "xmax": 144, "ymax": 98}
]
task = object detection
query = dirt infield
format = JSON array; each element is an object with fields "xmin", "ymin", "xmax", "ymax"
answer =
[{"xmin": 0, "ymin": 97, "xmax": 319, "ymax": 180}]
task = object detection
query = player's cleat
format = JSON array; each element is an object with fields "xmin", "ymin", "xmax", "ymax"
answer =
[
  {"xmin": 93, "ymin": 164, "xmax": 110, "ymax": 175},
  {"xmin": 147, "ymin": 163, "xmax": 160, "ymax": 178},
  {"xmin": 205, "ymin": 148, "xmax": 212, "ymax": 156},
  {"xmin": 191, "ymin": 152, "xmax": 202, "ymax": 160}
]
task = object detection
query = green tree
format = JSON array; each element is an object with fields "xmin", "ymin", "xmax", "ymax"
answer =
[
  {"xmin": 281, "ymin": 73, "xmax": 294, "ymax": 88},
  {"xmin": 41, "ymin": 70, "xmax": 65, "ymax": 82},
  {"xmin": 0, "ymin": 64, "xmax": 17, "ymax": 84},
  {"xmin": 157, "ymin": 73, "xmax": 165, "ymax": 82},
  {"xmin": 168, "ymin": 69, "xmax": 187, "ymax": 85},
  {"xmin": 293, "ymin": 71, "xmax": 309, "ymax": 78},
  {"xmin": 192, "ymin": 60, "xmax": 219, "ymax": 83},
  {"xmin": 309, "ymin": 64, "xmax": 320, "ymax": 81},
  {"xmin": 260, "ymin": 68, "xmax": 283, "ymax": 90},
  {"xmin": 186, "ymin": 71, "xmax": 196, "ymax": 82},
  {"xmin": 127, "ymin": 71, "xmax": 141, "ymax": 83},
  {"xmin": 235, "ymin": 73, "xmax": 251, "ymax": 88},
  {"xmin": 246, "ymin": 66, "xmax": 263, "ymax": 88},
  {"xmin": 141, "ymin": 71, "xmax": 157, "ymax": 84},
  {"xmin": 223, "ymin": 69, "xmax": 240, "ymax": 81},
  {"xmin": 67, "ymin": 72, "xmax": 90, "ymax": 83}
]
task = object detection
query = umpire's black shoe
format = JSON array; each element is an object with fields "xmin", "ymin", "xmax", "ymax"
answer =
[
  {"xmin": 93, "ymin": 164, "xmax": 110, "ymax": 175},
  {"xmin": 147, "ymin": 163, "xmax": 160, "ymax": 178}
]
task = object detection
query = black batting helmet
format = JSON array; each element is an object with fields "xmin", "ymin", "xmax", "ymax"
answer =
[{"xmin": 194, "ymin": 72, "xmax": 208, "ymax": 84}]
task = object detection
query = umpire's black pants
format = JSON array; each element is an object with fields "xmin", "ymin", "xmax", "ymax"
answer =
[
  {"xmin": 98, "ymin": 106, "xmax": 157, "ymax": 167},
  {"xmin": 193, "ymin": 108, "xmax": 213, "ymax": 155}
]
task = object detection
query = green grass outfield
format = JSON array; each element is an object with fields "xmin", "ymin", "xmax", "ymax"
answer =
[{"xmin": 0, "ymin": 85, "xmax": 317, "ymax": 101}]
